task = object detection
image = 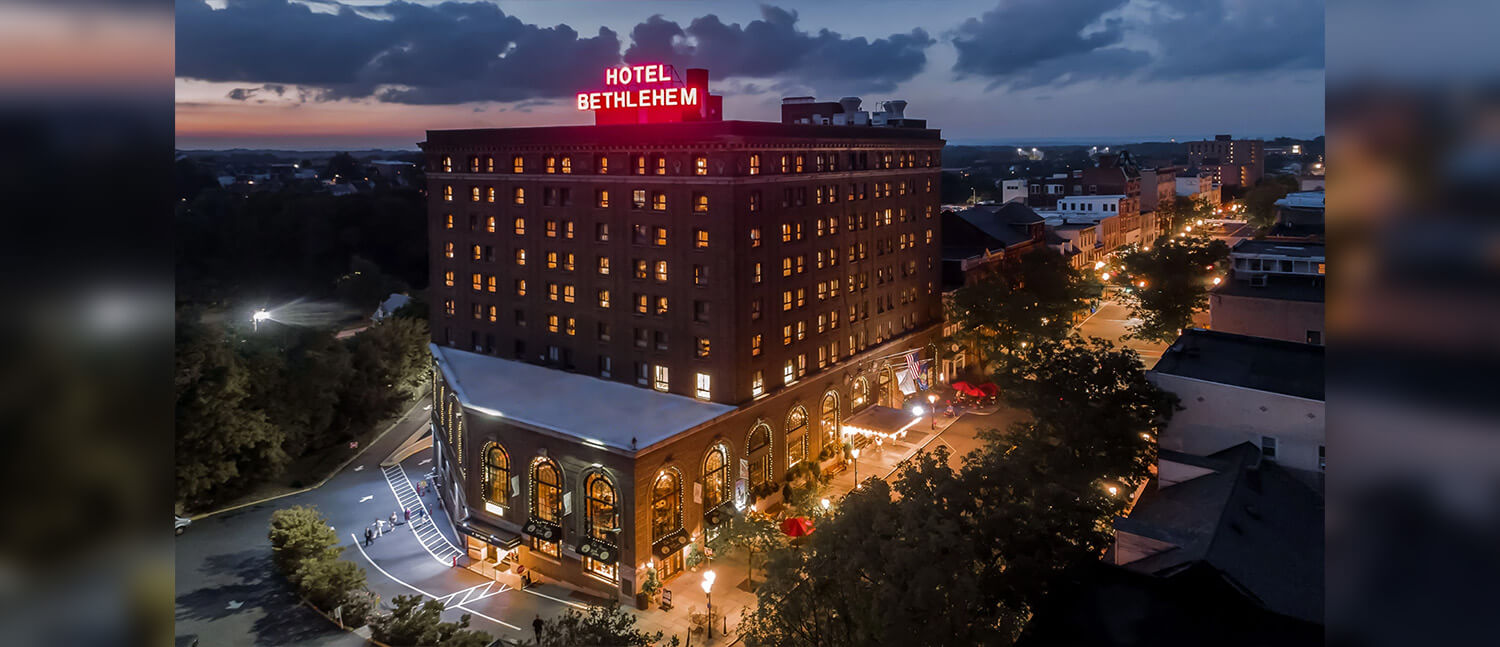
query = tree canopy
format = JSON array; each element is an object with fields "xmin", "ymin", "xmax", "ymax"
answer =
[
  {"xmin": 944, "ymin": 248, "xmax": 1096, "ymax": 371},
  {"xmin": 1242, "ymin": 174, "xmax": 1301, "ymax": 231},
  {"xmin": 1106, "ymin": 233, "xmax": 1229, "ymax": 343},
  {"xmin": 370, "ymin": 595, "xmax": 492, "ymax": 647},
  {"xmin": 531, "ymin": 602, "xmax": 678, "ymax": 647},
  {"xmin": 1154, "ymin": 195, "xmax": 1217, "ymax": 234}
]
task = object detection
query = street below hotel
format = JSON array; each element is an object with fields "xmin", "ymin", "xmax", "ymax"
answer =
[{"xmin": 1074, "ymin": 296, "xmax": 1209, "ymax": 366}]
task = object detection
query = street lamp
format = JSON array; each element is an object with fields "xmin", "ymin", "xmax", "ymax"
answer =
[
  {"xmin": 927, "ymin": 393, "xmax": 938, "ymax": 430},
  {"xmin": 251, "ymin": 308, "xmax": 271, "ymax": 331},
  {"xmin": 851, "ymin": 447, "xmax": 860, "ymax": 487},
  {"xmin": 820, "ymin": 498, "xmax": 830, "ymax": 512},
  {"xmin": 701, "ymin": 570, "xmax": 716, "ymax": 640},
  {"xmin": 911, "ymin": 405, "xmax": 925, "ymax": 417}
]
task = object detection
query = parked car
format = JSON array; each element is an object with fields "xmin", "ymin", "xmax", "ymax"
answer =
[{"xmin": 175, "ymin": 515, "xmax": 192, "ymax": 535}]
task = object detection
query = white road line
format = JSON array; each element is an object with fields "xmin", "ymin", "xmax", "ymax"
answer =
[
  {"xmin": 520, "ymin": 587, "xmax": 589, "ymax": 610},
  {"xmin": 379, "ymin": 462, "xmax": 465, "ymax": 567},
  {"xmin": 349, "ymin": 534, "xmax": 521, "ymax": 631}
]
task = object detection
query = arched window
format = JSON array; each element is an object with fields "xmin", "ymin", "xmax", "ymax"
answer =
[
  {"xmin": 747, "ymin": 423, "xmax": 772, "ymax": 488},
  {"xmin": 531, "ymin": 458, "xmax": 563, "ymax": 523},
  {"xmin": 651, "ymin": 470, "xmax": 681, "ymax": 542},
  {"xmin": 786, "ymin": 406, "xmax": 809, "ymax": 468},
  {"xmin": 820, "ymin": 391, "xmax": 840, "ymax": 451},
  {"xmin": 749, "ymin": 154, "xmax": 761, "ymax": 175},
  {"xmin": 483, "ymin": 443, "xmax": 510, "ymax": 510},
  {"xmin": 584, "ymin": 472, "xmax": 619, "ymax": 581},
  {"xmin": 851, "ymin": 376, "xmax": 870, "ymax": 410},
  {"xmin": 703, "ymin": 444, "xmax": 728, "ymax": 510}
]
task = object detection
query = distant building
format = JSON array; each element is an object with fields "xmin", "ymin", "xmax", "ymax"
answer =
[
  {"xmin": 372, "ymin": 292, "xmax": 412, "ymax": 322},
  {"xmin": 1271, "ymin": 191, "xmax": 1325, "ymax": 237},
  {"xmin": 941, "ymin": 203, "xmax": 1047, "ymax": 287},
  {"xmin": 998, "ymin": 177, "xmax": 1028, "ymax": 205},
  {"xmin": 1047, "ymin": 221, "xmax": 1100, "ymax": 270},
  {"xmin": 1186, "ymin": 134, "xmax": 1265, "ymax": 188},
  {"xmin": 1148, "ymin": 329, "xmax": 1325, "ymax": 490},
  {"xmin": 1037, "ymin": 195, "xmax": 1130, "ymax": 251},
  {"xmin": 1174, "ymin": 170, "xmax": 1220, "ymax": 205},
  {"xmin": 1138, "ymin": 166, "xmax": 1178, "ymax": 213},
  {"xmin": 1298, "ymin": 175, "xmax": 1325, "ymax": 191},
  {"xmin": 1210, "ymin": 239, "xmax": 1325, "ymax": 344}
]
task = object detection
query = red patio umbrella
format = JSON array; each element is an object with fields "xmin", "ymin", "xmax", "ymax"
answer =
[
  {"xmin": 950, "ymin": 381, "xmax": 974, "ymax": 392},
  {"xmin": 780, "ymin": 516, "xmax": 815, "ymax": 537},
  {"xmin": 978, "ymin": 383, "xmax": 999, "ymax": 396}
]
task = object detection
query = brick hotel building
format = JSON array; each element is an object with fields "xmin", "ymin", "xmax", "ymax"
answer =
[{"xmin": 420, "ymin": 68, "xmax": 945, "ymax": 605}]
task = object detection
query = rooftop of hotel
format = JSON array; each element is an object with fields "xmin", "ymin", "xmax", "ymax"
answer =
[
  {"xmin": 1274, "ymin": 191, "xmax": 1325, "ymax": 210},
  {"xmin": 1231, "ymin": 239, "xmax": 1325, "ymax": 258},
  {"xmin": 432, "ymin": 344, "xmax": 734, "ymax": 453},
  {"xmin": 1150, "ymin": 328, "xmax": 1325, "ymax": 400},
  {"xmin": 423, "ymin": 119, "xmax": 943, "ymax": 147}
]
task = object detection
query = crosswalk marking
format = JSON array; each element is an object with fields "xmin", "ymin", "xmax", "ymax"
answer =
[{"xmin": 380, "ymin": 463, "xmax": 465, "ymax": 566}]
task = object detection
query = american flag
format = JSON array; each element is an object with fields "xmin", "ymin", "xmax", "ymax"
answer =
[{"xmin": 904, "ymin": 350, "xmax": 928, "ymax": 391}]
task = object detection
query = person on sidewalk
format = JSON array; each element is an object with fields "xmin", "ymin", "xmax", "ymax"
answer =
[
  {"xmin": 390, "ymin": 511, "xmax": 399, "ymax": 528},
  {"xmin": 404, "ymin": 508, "xmax": 411, "ymax": 523},
  {"xmin": 532, "ymin": 615, "xmax": 544, "ymax": 643},
  {"xmin": 364, "ymin": 525, "xmax": 374, "ymax": 546}
]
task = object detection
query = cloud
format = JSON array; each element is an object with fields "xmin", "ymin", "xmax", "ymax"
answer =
[
  {"xmin": 1144, "ymin": 0, "xmax": 1324, "ymax": 80},
  {"xmin": 177, "ymin": 0, "xmax": 622, "ymax": 104},
  {"xmin": 951, "ymin": 0, "xmax": 1323, "ymax": 90},
  {"xmin": 624, "ymin": 6, "xmax": 934, "ymax": 93}
]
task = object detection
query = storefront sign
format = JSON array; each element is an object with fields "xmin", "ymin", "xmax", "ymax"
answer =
[
  {"xmin": 522, "ymin": 518, "xmax": 562, "ymax": 542},
  {"xmin": 576, "ymin": 63, "xmax": 699, "ymax": 112},
  {"xmin": 652, "ymin": 530, "xmax": 690, "ymax": 557},
  {"xmin": 577, "ymin": 536, "xmax": 619, "ymax": 564}
]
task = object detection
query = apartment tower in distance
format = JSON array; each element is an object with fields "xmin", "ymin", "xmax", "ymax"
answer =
[
  {"xmin": 420, "ymin": 65, "xmax": 944, "ymax": 605},
  {"xmin": 1187, "ymin": 134, "xmax": 1265, "ymax": 188}
]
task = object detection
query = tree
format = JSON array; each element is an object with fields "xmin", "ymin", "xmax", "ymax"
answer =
[
  {"xmin": 989, "ymin": 336, "xmax": 1177, "ymax": 483},
  {"xmin": 531, "ymin": 602, "xmax": 678, "ymax": 647},
  {"xmin": 267, "ymin": 505, "xmax": 342, "ymax": 581},
  {"xmin": 1242, "ymin": 174, "xmax": 1300, "ymax": 231},
  {"xmin": 707, "ymin": 510, "xmax": 787, "ymax": 586},
  {"xmin": 176, "ymin": 319, "xmax": 287, "ymax": 507},
  {"xmin": 944, "ymin": 248, "xmax": 1096, "ymax": 371},
  {"xmin": 294, "ymin": 557, "xmax": 366, "ymax": 612},
  {"xmin": 1155, "ymin": 195, "xmax": 1215, "ymax": 234},
  {"xmin": 370, "ymin": 595, "xmax": 492, "ymax": 647},
  {"xmin": 1107, "ymin": 233, "xmax": 1229, "ymax": 343},
  {"xmin": 325, "ymin": 152, "xmax": 362, "ymax": 181}
]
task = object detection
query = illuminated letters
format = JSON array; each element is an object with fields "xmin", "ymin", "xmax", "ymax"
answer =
[{"xmin": 577, "ymin": 64, "xmax": 699, "ymax": 112}]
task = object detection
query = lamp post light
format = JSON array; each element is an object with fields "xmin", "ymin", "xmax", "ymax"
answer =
[
  {"xmin": 251, "ymin": 308, "xmax": 271, "ymax": 331},
  {"xmin": 701, "ymin": 570, "xmax": 716, "ymax": 640},
  {"xmin": 927, "ymin": 393, "xmax": 938, "ymax": 430},
  {"xmin": 851, "ymin": 447, "xmax": 860, "ymax": 487}
]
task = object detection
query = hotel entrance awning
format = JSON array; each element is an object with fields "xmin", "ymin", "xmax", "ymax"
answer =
[{"xmin": 843, "ymin": 405, "xmax": 923, "ymax": 442}]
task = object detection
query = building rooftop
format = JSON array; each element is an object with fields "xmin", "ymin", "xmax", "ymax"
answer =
[
  {"xmin": 944, "ymin": 203, "xmax": 1044, "ymax": 256},
  {"xmin": 1151, "ymin": 328, "xmax": 1325, "ymax": 400},
  {"xmin": 1275, "ymin": 191, "xmax": 1325, "ymax": 210},
  {"xmin": 1213, "ymin": 277, "xmax": 1325, "ymax": 303},
  {"xmin": 1231, "ymin": 239, "xmax": 1325, "ymax": 258},
  {"xmin": 424, "ymin": 119, "xmax": 943, "ymax": 148},
  {"xmin": 1114, "ymin": 443, "xmax": 1325, "ymax": 624},
  {"xmin": 432, "ymin": 344, "xmax": 735, "ymax": 453}
]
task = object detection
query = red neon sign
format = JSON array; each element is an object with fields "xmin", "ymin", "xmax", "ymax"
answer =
[{"xmin": 577, "ymin": 64, "xmax": 700, "ymax": 111}]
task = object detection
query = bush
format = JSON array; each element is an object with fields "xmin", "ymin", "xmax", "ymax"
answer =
[
  {"xmin": 339, "ymin": 592, "xmax": 375, "ymax": 628},
  {"xmin": 295, "ymin": 557, "xmax": 366, "ymax": 612},
  {"xmin": 268, "ymin": 505, "xmax": 341, "ymax": 583},
  {"xmin": 369, "ymin": 594, "xmax": 493, "ymax": 646}
]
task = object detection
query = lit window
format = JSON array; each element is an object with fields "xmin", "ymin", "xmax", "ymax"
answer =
[
  {"xmin": 653, "ymin": 365, "xmax": 669, "ymax": 392},
  {"xmin": 753, "ymin": 263, "xmax": 762, "ymax": 284},
  {"xmin": 750, "ymin": 228, "xmax": 761, "ymax": 247},
  {"xmin": 596, "ymin": 154, "xmax": 609, "ymax": 174},
  {"xmin": 598, "ymin": 289, "xmax": 611, "ymax": 308},
  {"xmin": 782, "ymin": 223, "xmax": 792, "ymax": 243},
  {"xmin": 636, "ymin": 293, "xmax": 648, "ymax": 314},
  {"xmin": 634, "ymin": 259, "xmax": 648, "ymax": 279},
  {"xmin": 546, "ymin": 220, "xmax": 558, "ymax": 238},
  {"xmin": 783, "ymin": 291, "xmax": 793, "ymax": 311},
  {"xmin": 797, "ymin": 321, "xmax": 806, "ymax": 341},
  {"xmin": 783, "ymin": 360, "xmax": 795, "ymax": 384},
  {"xmin": 749, "ymin": 154, "xmax": 760, "ymax": 175},
  {"xmin": 566, "ymin": 317, "xmax": 576, "ymax": 336},
  {"xmin": 547, "ymin": 282, "xmax": 559, "ymax": 301},
  {"xmin": 654, "ymin": 227, "xmax": 668, "ymax": 246},
  {"xmin": 472, "ymin": 244, "xmax": 482, "ymax": 261},
  {"xmin": 780, "ymin": 155, "xmax": 789, "ymax": 173},
  {"xmin": 596, "ymin": 189, "xmax": 609, "ymax": 208},
  {"xmin": 547, "ymin": 251, "xmax": 558, "ymax": 269},
  {"xmin": 783, "ymin": 257, "xmax": 793, "ymax": 278},
  {"xmin": 547, "ymin": 314, "xmax": 559, "ymax": 333},
  {"xmin": 514, "ymin": 249, "xmax": 526, "ymax": 265},
  {"xmin": 486, "ymin": 216, "xmax": 496, "ymax": 233},
  {"xmin": 634, "ymin": 154, "xmax": 646, "ymax": 175},
  {"xmin": 597, "ymin": 256, "xmax": 610, "ymax": 275},
  {"xmin": 696, "ymin": 337, "xmax": 710, "ymax": 358},
  {"xmin": 444, "ymin": 299, "xmax": 455, "ymax": 316},
  {"xmin": 693, "ymin": 264, "xmax": 707, "ymax": 286},
  {"xmin": 795, "ymin": 155, "xmax": 804, "ymax": 173},
  {"xmin": 655, "ymin": 260, "xmax": 669, "ymax": 282},
  {"xmin": 564, "ymin": 221, "xmax": 575, "ymax": 239},
  {"xmin": 563, "ymin": 285, "xmax": 575, "ymax": 304},
  {"xmin": 487, "ymin": 275, "xmax": 497, "ymax": 293},
  {"xmin": 752, "ymin": 371, "xmax": 764, "ymax": 397},
  {"xmin": 596, "ymin": 223, "xmax": 609, "ymax": 242},
  {"xmin": 783, "ymin": 324, "xmax": 793, "ymax": 345},
  {"xmin": 513, "ymin": 188, "xmax": 525, "ymax": 205},
  {"xmin": 443, "ymin": 185, "xmax": 453, "ymax": 202},
  {"xmin": 655, "ymin": 296, "xmax": 669, "ymax": 315},
  {"xmin": 443, "ymin": 271, "xmax": 454, "ymax": 287},
  {"xmin": 694, "ymin": 156, "xmax": 708, "ymax": 176},
  {"xmin": 655, "ymin": 155, "xmax": 667, "ymax": 176},
  {"xmin": 444, "ymin": 214, "xmax": 454, "ymax": 229},
  {"xmin": 695, "ymin": 229, "xmax": 709, "ymax": 248},
  {"xmin": 512, "ymin": 155, "xmax": 524, "ymax": 173},
  {"xmin": 513, "ymin": 217, "xmax": 525, "ymax": 235},
  {"xmin": 488, "ymin": 305, "xmax": 498, "ymax": 322},
  {"xmin": 441, "ymin": 156, "xmax": 453, "ymax": 172},
  {"xmin": 515, "ymin": 279, "xmax": 527, "ymax": 296},
  {"xmin": 561, "ymin": 156, "xmax": 572, "ymax": 174},
  {"xmin": 487, "ymin": 187, "xmax": 496, "ymax": 203},
  {"xmin": 652, "ymin": 192, "xmax": 667, "ymax": 211},
  {"xmin": 471, "ymin": 186, "xmax": 481, "ymax": 202},
  {"xmin": 564, "ymin": 253, "xmax": 575, "ymax": 272},
  {"xmin": 694, "ymin": 193, "xmax": 709, "ymax": 212},
  {"xmin": 445, "ymin": 242, "xmax": 455, "ymax": 258},
  {"xmin": 751, "ymin": 334, "xmax": 762, "ymax": 357}
]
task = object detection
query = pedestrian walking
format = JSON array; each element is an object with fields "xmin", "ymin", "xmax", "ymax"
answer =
[
  {"xmin": 533, "ymin": 615, "xmax": 544, "ymax": 642},
  {"xmin": 416, "ymin": 480, "xmax": 425, "ymax": 496},
  {"xmin": 390, "ymin": 511, "xmax": 399, "ymax": 528},
  {"xmin": 364, "ymin": 525, "xmax": 374, "ymax": 546},
  {"xmin": 404, "ymin": 508, "xmax": 411, "ymax": 523},
  {"xmin": 376, "ymin": 519, "xmax": 384, "ymax": 537}
]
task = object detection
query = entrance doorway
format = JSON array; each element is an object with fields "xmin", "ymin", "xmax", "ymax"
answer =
[{"xmin": 658, "ymin": 550, "xmax": 684, "ymax": 580}]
